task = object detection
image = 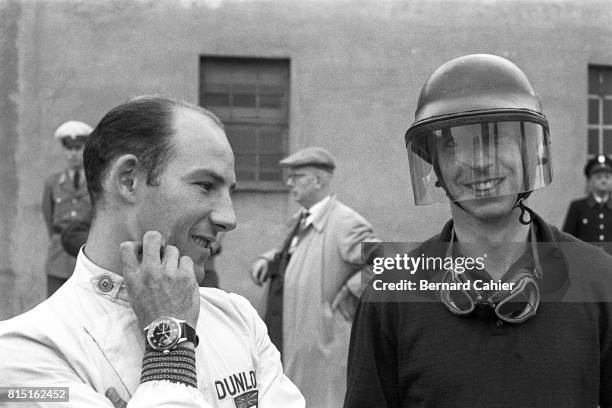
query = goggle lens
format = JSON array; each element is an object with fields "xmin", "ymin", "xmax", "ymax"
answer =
[
  {"xmin": 495, "ymin": 278, "xmax": 539, "ymax": 323},
  {"xmin": 446, "ymin": 290, "xmax": 474, "ymax": 313}
]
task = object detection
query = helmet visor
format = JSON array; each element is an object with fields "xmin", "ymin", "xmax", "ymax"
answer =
[{"xmin": 407, "ymin": 120, "xmax": 552, "ymax": 205}]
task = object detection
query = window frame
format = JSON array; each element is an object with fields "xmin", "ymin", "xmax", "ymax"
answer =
[
  {"xmin": 199, "ymin": 55, "xmax": 291, "ymax": 192},
  {"xmin": 588, "ymin": 65, "xmax": 612, "ymax": 156}
]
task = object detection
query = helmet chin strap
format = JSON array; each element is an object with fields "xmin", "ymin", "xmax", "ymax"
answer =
[{"xmin": 515, "ymin": 192, "xmax": 535, "ymax": 225}]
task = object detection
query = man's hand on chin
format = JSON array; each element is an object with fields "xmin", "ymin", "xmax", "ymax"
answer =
[{"xmin": 120, "ymin": 230, "xmax": 200, "ymax": 331}]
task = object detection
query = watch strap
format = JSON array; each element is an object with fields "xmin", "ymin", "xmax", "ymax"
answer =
[{"xmin": 181, "ymin": 322, "xmax": 199, "ymax": 348}]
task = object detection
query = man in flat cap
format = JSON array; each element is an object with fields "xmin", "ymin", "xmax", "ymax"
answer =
[
  {"xmin": 42, "ymin": 120, "xmax": 93, "ymax": 296},
  {"xmin": 250, "ymin": 146, "xmax": 379, "ymax": 408},
  {"xmin": 563, "ymin": 154, "xmax": 612, "ymax": 253}
]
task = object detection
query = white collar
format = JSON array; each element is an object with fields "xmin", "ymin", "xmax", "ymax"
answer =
[
  {"xmin": 67, "ymin": 168, "xmax": 81, "ymax": 178},
  {"xmin": 73, "ymin": 248, "xmax": 131, "ymax": 306},
  {"xmin": 304, "ymin": 195, "xmax": 330, "ymax": 226},
  {"xmin": 594, "ymin": 193, "xmax": 609, "ymax": 204}
]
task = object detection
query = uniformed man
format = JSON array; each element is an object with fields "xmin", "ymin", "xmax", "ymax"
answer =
[
  {"xmin": 42, "ymin": 120, "xmax": 93, "ymax": 296},
  {"xmin": 562, "ymin": 154, "xmax": 612, "ymax": 253}
]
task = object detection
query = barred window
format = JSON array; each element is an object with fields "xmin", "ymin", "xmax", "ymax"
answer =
[
  {"xmin": 588, "ymin": 65, "xmax": 612, "ymax": 155},
  {"xmin": 200, "ymin": 57, "xmax": 290, "ymax": 190}
]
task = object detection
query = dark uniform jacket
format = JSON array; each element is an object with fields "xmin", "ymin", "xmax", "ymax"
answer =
[
  {"xmin": 61, "ymin": 219, "xmax": 91, "ymax": 257},
  {"xmin": 563, "ymin": 194, "xmax": 612, "ymax": 253},
  {"xmin": 344, "ymin": 214, "xmax": 612, "ymax": 408},
  {"xmin": 42, "ymin": 169, "xmax": 91, "ymax": 279}
]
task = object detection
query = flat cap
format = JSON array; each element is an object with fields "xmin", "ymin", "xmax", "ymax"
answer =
[
  {"xmin": 585, "ymin": 154, "xmax": 612, "ymax": 177},
  {"xmin": 54, "ymin": 120, "xmax": 93, "ymax": 140},
  {"xmin": 279, "ymin": 147, "xmax": 336, "ymax": 171}
]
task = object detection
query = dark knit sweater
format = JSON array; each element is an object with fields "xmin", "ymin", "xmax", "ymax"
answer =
[{"xmin": 344, "ymin": 215, "xmax": 612, "ymax": 408}]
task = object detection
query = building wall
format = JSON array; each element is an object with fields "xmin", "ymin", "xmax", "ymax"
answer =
[
  {"xmin": 0, "ymin": 0, "xmax": 20, "ymax": 318},
  {"xmin": 2, "ymin": 0, "xmax": 612, "ymax": 318}
]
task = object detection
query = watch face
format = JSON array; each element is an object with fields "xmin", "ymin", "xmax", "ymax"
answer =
[{"xmin": 147, "ymin": 318, "xmax": 181, "ymax": 350}]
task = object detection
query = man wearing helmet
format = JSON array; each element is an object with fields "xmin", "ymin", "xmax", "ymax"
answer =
[
  {"xmin": 42, "ymin": 120, "xmax": 93, "ymax": 296},
  {"xmin": 344, "ymin": 55, "xmax": 612, "ymax": 407},
  {"xmin": 563, "ymin": 154, "xmax": 612, "ymax": 253}
]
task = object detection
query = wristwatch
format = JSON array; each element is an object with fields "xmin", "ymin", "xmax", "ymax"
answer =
[{"xmin": 144, "ymin": 316, "xmax": 199, "ymax": 353}]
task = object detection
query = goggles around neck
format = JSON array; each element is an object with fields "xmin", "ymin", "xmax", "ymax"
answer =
[
  {"xmin": 440, "ymin": 268, "xmax": 540, "ymax": 324},
  {"xmin": 438, "ymin": 226, "xmax": 541, "ymax": 324}
]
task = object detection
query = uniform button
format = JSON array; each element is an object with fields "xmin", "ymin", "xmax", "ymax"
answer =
[
  {"xmin": 56, "ymin": 197, "xmax": 62, "ymax": 203},
  {"xmin": 583, "ymin": 218, "xmax": 588, "ymax": 224},
  {"xmin": 70, "ymin": 210, "xmax": 77, "ymax": 217},
  {"xmin": 72, "ymin": 198, "xmax": 78, "ymax": 204},
  {"xmin": 600, "ymin": 214, "xmax": 605, "ymax": 219},
  {"xmin": 600, "ymin": 224, "xmax": 605, "ymax": 230},
  {"xmin": 98, "ymin": 276, "xmax": 114, "ymax": 292},
  {"xmin": 496, "ymin": 320, "xmax": 504, "ymax": 327},
  {"xmin": 600, "ymin": 235, "xmax": 605, "ymax": 241}
]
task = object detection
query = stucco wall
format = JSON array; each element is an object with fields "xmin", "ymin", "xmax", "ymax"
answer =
[
  {"xmin": 0, "ymin": 0, "xmax": 20, "ymax": 318},
  {"xmin": 2, "ymin": 0, "xmax": 612, "ymax": 318}
]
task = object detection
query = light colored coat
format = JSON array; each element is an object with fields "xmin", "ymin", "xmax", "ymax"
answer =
[{"xmin": 262, "ymin": 196, "xmax": 378, "ymax": 408}]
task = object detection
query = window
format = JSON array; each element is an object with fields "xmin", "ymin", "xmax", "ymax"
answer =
[
  {"xmin": 588, "ymin": 65, "xmax": 612, "ymax": 155},
  {"xmin": 200, "ymin": 57, "xmax": 290, "ymax": 189}
]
